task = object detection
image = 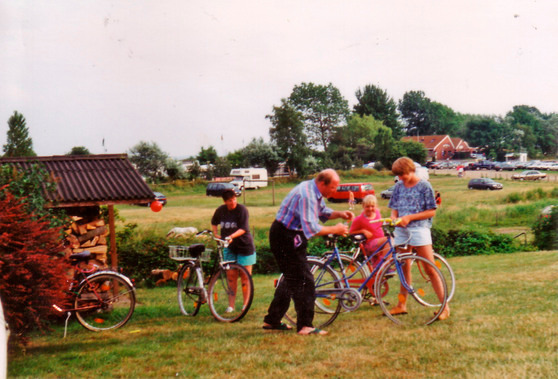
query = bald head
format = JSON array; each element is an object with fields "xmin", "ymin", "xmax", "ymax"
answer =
[
  {"xmin": 315, "ymin": 169, "xmax": 340, "ymax": 197},
  {"xmin": 316, "ymin": 169, "xmax": 339, "ymax": 186}
]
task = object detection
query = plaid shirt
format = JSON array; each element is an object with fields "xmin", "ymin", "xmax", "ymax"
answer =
[{"xmin": 275, "ymin": 179, "xmax": 333, "ymax": 239}]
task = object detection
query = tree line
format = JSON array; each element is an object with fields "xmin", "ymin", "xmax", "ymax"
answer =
[{"xmin": 3, "ymin": 82, "xmax": 557, "ymax": 182}]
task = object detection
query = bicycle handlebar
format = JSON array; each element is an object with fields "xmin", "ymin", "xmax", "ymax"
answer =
[
  {"xmin": 196, "ymin": 229, "xmax": 230, "ymax": 248},
  {"xmin": 368, "ymin": 217, "xmax": 402, "ymax": 226}
]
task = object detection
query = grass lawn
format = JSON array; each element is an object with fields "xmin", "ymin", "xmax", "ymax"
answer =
[
  {"xmin": 8, "ymin": 250, "xmax": 558, "ymax": 378},
  {"xmin": 7, "ymin": 172, "xmax": 558, "ymax": 377}
]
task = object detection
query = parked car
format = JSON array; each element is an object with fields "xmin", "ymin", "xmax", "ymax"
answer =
[
  {"xmin": 494, "ymin": 162, "xmax": 516, "ymax": 171},
  {"xmin": 139, "ymin": 191, "xmax": 167, "ymax": 206},
  {"xmin": 465, "ymin": 160, "xmax": 496, "ymax": 170},
  {"xmin": 512, "ymin": 170, "xmax": 547, "ymax": 181},
  {"xmin": 380, "ymin": 185, "xmax": 395, "ymax": 199},
  {"xmin": 467, "ymin": 178, "xmax": 503, "ymax": 190},
  {"xmin": 152, "ymin": 192, "xmax": 167, "ymax": 206},
  {"xmin": 425, "ymin": 161, "xmax": 441, "ymax": 169},
  {"xmin": 206, "ymin": 182, "xmax": 242, "ymax": 197},
  {"xmin": 327, "ymin": 183, "xmax": 375, "ymax": 203}
]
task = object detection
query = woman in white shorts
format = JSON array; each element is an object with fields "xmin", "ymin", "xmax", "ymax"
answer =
[{"xmin": 388, "ymin": 157, "xmax": 450, "ymax": 321}]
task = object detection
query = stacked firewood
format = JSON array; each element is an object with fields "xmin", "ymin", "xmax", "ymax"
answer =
[{"xmin": 64, "ymin": 209, "xmax": 108, "ymax": 268}]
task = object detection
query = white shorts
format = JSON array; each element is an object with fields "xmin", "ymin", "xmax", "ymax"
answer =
[{"xmin": 393, "ymin": 227, "xmax": 432, "ymax": 247}]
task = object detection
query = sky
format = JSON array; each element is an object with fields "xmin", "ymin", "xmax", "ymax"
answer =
[{"xmin": 1, "ymin": 0, "xmax": 557, "ymax": 158}]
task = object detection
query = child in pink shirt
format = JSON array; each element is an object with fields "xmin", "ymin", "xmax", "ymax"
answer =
[{"xmin": 349, "ymin": 194, "xmax": 389, "ymax": 267}]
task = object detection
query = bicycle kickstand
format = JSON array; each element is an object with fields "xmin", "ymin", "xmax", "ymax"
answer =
[{"xmin": 63, "ymin": 311, "xmax": 71, "ymax": 338}]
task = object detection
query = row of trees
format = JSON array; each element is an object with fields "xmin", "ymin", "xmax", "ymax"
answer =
[
  {"xmin": 4, "ymin": 82, "xmax": 557, "ymax": 182},
  {"xmin": 266, "ymin": 83, "xmax": 558, "ymax": 175}
]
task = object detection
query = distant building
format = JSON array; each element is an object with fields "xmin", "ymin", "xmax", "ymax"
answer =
[{"xmin": 402, "ymin": 135, "xmax": 476, "ymax": 160}]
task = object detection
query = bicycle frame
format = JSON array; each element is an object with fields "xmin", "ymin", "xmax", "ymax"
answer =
[{"xmin": 315, "ymin": 223, "xmax": 417, "ymax": 306}]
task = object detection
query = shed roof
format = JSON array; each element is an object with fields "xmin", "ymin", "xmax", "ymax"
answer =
[{"xmin": 0, "ymin": 154, "xmax": 155, "ymax": 208}]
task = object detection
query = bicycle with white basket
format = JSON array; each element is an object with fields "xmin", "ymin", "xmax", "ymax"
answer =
[{"xmin": 169, "ymin": 230, "xmax": 254, "ymax": 322}]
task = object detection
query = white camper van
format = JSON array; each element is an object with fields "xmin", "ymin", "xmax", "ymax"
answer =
[{"xmin": 230, "ymin": 168, "xmax": 268, "ymax": 190}]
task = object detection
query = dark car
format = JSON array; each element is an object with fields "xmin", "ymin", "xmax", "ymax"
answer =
[
  {"xmin": 467, "ymin": 178, "xmax": 503, "ymax": 190},
  {"xmin": 466, "ymin": 160, "xmax": 496, "ymax": 170},
  {"xmin": 139, "ymin": 191, "xmax": 167, "ymax": 206},
  {"xmin": 153, "ymin": 192, "xmax": 167, "ymax": 205},
  {"xmin": 494, "ymin": 162, "xmax": 516, "ymax": 171},
  {"xmin": 206, "ymin": 182, "xmax": 242, "ymax": 197},
  {"xmin": 380, "ymin": 185, "xmax": 395, "ymax": 199}
]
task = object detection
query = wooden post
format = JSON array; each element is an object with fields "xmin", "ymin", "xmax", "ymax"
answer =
[{"xmin": 108, "ymin": 204, "xmax": 118, "ymax": 269}]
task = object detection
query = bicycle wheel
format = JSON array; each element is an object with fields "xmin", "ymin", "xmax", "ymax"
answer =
[
  {"xmin": 177, "ymin": 262, "xmax": 203, "ymax": 316},
  {"xmin": 75, "ymin": 272, "xmax": 136, "ymax": 331},
  {"xmin": 431, "ymin": 252, "xmax": 455, "ymax": 303},
  {"xmin": 375, "ymin": 255, "xmax": 447, "ymax": 326},
  {"xmin": 208, "ymin": 262, "xmax": 254, "ymax": 322},
  {"xmin": 282, "ymin": 258, "xmax": 343, "ymax": 329}
]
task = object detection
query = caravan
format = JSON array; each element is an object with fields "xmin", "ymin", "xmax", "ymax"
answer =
[{"xmin": 230, "ymin": 168, "xmax": 268, "ymax": 190}]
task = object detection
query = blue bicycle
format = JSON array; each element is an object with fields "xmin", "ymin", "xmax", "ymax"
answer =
[{"xmin": 278, "ymin": 218, "xmax": 449, "ymax": 327}]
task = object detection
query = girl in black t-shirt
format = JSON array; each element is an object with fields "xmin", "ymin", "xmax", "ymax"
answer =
[{"xmin": 211, "ymin": 189, "xmax": 256, "ymax": 313}]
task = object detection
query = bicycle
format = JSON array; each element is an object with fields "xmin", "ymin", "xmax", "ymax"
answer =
[
  {"xmin": 278, "ymin": 218, "xmax": 448, "ymax": 327},
  {"xmin": 52, "ymin": 251, "xmax": 136, "ymax": 332},
  {"xmin": 322, "ymin": 233, "xmax": 455, "ymax": 304},
  {"xmin": 171, "ymin": 230, "xmax": 254, "ymax": 322}
]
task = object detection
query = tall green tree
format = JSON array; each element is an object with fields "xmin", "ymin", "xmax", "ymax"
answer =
[
  {"xmin": 398, "ymin": 91, "xmax": 461, "ymax": 137},
  {"xmin": 267, "ymin": 98, "xmax": 307, "ymax": 175},
  {"xmin": 196, "ymin": 146, "xmax": 218, "ymax": 165},
  {"xmin": 3, "ymin": 111, "xmax": 36, "ymax": 157},
  {"xmin": 237, "ymin": 138, "xmax": 281, "ymax": 176},
  {"xmin": 328, "ymin": 115, "xmax": 388, "ymax": 164},
  {"xmin": 506, "ymin": 105, "xmax": 556, "ymax": 157},
  {"xmin": 66, "ymin": 146, "xmax": 91, "ymax": 155},
  {"xmin": 464, "ymin": 116, "xmax": 511, "ymax": 160},
  {"xmin": 353, "ymin": 84, "xmax": 403, "ymax": 138},
  {"xmin": 288, "ymin": 82, "xmax": 350, "ymax": 152},
  {"xmin": 128, "ymin": 141, "xmax": 169, "ymax": 183},
  {"xmin": 214, "ymin": 156, "xmax": 232, "ymax": 178}
]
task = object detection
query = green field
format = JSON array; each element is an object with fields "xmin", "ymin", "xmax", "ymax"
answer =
[
  {"xmin": 8, "ymin": 173, "xmax": 558, "ymax": 377},
  {"xmin": 119, "ymin": 173, "xmax": 557, "ymax": 243},
  {"xmin": 8, "ymin": 251, "xmax": 558, "ymax": 378}
]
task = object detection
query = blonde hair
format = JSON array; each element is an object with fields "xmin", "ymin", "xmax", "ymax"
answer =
[
  {"xmin": 362, "ymin": 194, "xmax": 378, "ymax": 206},
  {"xmin": 391, "ymin": 157, "xmax": 416, "ymax": 176}
]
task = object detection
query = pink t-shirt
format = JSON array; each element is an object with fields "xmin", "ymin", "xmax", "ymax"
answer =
[{"xmin": 349, "ymin": 209, "xmax": 385, "ymax": 240}]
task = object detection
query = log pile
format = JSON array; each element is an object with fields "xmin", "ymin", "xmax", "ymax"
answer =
[{"xmin": 64, "ymin": 207, "xmax": 108, "ymax": 268}]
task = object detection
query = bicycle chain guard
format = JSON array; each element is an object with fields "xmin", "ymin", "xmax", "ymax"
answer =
[{"xmin": 340, "ymin": 288, "xmax": 362, "ymax": 311}]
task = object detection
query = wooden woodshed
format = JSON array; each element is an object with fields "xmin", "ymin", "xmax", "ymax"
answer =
[{"xmin": 0, "ymin": 154, "xmax": 155, "ymax": 268}]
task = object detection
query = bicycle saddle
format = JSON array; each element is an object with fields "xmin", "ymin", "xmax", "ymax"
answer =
[
  {"xmin": 70, "ymin": 250, "xmax": 92, "ymax": 262},
  {"xmin": 188, "ymin": 243, "xmax": 206, "ymax": 258},
  {"xmin": 350, "ymin": 234, "xmax": 366, "ymax": 244}
]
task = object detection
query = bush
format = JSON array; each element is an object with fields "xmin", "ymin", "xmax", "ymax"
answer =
[
  {"xmin": 531, "ymin": 207, "xmax": 558, "ymax": 250},
  {"xmin": 432, "ymin": 227, "xmax": 519, "ymax": 257},
  {"xmin": 115, "ymin": 224, "xmax": 180, "ymax": 287},
  {"xmin": 504, "ymin": 192, "xmax": 523, "ymax": 204},
  {"xmin": 0, "ymin": 186, "xmax": 71, "ymax": 346}
]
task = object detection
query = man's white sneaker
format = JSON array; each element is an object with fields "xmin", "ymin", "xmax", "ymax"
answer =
[{"xmin": 225, "ymin": 306, "xmax": 234, "ymax": 313}]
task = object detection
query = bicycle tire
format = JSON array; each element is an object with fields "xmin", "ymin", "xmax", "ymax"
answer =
[
  {"xmin": 374, "ymin": 255, "xmax": 447, "ymax": 326},
  {"xmin": 75, "ymin": 272, "xmax": 136, "ymax": 331},
  {"xmin": 177, "ymin": 262, "xmax": 203, "ymax": 317},
  {"xmin": 431, "ymin": 252, "xmax": 456, "ymax": 303},
  {"xmin": 282, "ymin": 258, "xmax": 343, "ymax": 329},
  {"xmin": 208, "ymin": 262, "xmax": 254, "ymax": 322}
]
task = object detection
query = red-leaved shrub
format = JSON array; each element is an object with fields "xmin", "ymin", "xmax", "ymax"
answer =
[{"xmin": 0, "ymin": 185, "xmax": 71, "ymax": 345}]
